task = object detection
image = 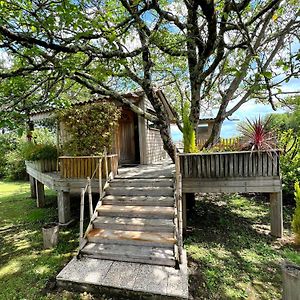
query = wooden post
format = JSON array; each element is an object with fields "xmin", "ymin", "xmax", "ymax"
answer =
[
  {"xmin": 270, "ymin": 191, "xmax": 283, "ymax": 238},
  {"xmin": 99, "ymin": 158, "xmax": 102, "ymax": 200},
  {"xmin": 29, "ymin": 175, "xmax": 36, "ymax": 199},
  {"xmin": 182, "ymin": 193, "xmax": 187, "ymax": 235},
  {"xmin": 57, "ymin": 190, "xmax": 71, "ymax": 224},
  {"xmin": 104, "ymin": 147, "xmax": 109, "ymax": 180},
  {"xmin": 80, "ymin": 188, "xmax": 85, "ymax": 239},
  {"xmin": 35, "ymin": 180, "xmax": 45, "ymax": 208},
  {"xmin": 87, "ymin": 177, "xmax": 93, "ymax": 219}
]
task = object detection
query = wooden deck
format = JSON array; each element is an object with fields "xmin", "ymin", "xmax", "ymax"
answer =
[{"xmin": 179, "ymin": 151, "xmax": 283, "ymax": 237}]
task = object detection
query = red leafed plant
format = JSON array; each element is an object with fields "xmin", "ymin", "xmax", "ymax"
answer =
[{"xmin": 238, "ymin": 116, "xmax": 277, "ymax": 152}]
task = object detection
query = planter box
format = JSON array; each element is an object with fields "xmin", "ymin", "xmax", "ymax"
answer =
[
  {"xmin": 59, "ymin": 155, "xmax": 119, "ymax": 179},
  {"xmin": 25, "ymin": 159, "xmax": 57, "ymax": 172},
  {"xmin": 282, "ymin": 261, "xmax": 300, "ymax": 300},
  {"xmin": 179, "ymin": 150, "xmax": 280, "ymax": 178}
]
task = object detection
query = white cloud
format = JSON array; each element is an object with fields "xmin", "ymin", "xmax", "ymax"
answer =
[{"xmin": 0, "ymin": 50, "xmax": 12, "ymax": 68}]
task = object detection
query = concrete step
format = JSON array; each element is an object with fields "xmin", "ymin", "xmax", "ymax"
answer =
[
  {"xmin": 109, "ymin": 178, "xmax": 173, "ymax": 188},
  {"xmin": 87, "ymin": 228, "xmax": 176, "ymax": 248},
  {"xmin": 102, "ymin": 195, "xmax": 174, "ymax": 207},
  {"xmin": 81, "ymin": 243, "xmax": 176, "ymax": 267},
  {"xmin": 97, "ymin": 205, "xmax": 175, "ymax": 219},
  {"xmin": 93, "ymin": 216, "xmax": 174, "ymax": 232},
  {"xmin": 105, "ymin": 187, "xmax": 174, "ymax": 197}
]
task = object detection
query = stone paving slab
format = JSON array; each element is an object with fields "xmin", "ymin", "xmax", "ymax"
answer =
[{"xmin": 56, "ymin": 251, "xmax": 188, "ymax": 299}]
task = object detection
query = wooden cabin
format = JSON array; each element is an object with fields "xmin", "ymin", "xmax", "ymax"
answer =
[
  {"xmin": 196, "ymin": 117, "xmax": 215, "ymax": 143},
  {"xmin": 31, "ymin": 90, "xmax": 175, "ymax": 165}
]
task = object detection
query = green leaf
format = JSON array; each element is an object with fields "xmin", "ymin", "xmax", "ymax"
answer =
[{"xmin": 262, "ymin": 71, "xmax": 272, "ymax": 79}]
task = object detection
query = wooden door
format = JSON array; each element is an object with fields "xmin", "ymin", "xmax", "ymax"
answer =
[{"xmin": 118, "ymin": 109, "xmax": 136, "ymax": 164}]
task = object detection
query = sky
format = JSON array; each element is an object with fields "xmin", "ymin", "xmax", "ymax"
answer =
[{"xmin": 171, "ymin": 77, "xmax": 299, "ymax": 142}]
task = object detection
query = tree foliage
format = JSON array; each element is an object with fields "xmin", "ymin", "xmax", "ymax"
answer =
[
  {"xmin": 292, "ymin": 181, "xmax": 300, "ymax": 244},
  {"xmin": 270, "ymin": 96, "xmax": 300, "ymax": 196},
  {"xmin": 0, "ymin": 0, "xmax": 299, "ymax": 159}
]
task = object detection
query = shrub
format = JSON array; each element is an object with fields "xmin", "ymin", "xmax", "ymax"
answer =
[
  {"xmin": 0, "ymin": 133, "xmax": 19, "ymax": 178},
  {"xmin": 292, "ymin": 182, "xmax": 300, "ymax": 244},
  {"xmin": 238, "ymin": 116, "xmax": 277, "ymax": 152},
  {"xmin": 4, "ymin": 149, "xmax": 27, "ymax": 180},
  {"xmin": 0, "ymin": 128, "xmax": 57, "ymax": 180},
  {"xmin": 277, "ymin": 129, "xmax": 300, "ymax": 197},
  {"xmin": 57, "ymin": 101, "xmax": 121, "ymax": 156},
  {"xmin": 21, "ymin": 143, "xmax": 58, "ymax": 161}
]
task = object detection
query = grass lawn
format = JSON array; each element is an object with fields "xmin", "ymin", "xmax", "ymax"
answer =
[
  {"xmin": 186, "ymin": 193, "xmax": 300, "ymax": 299},
  {"xmin": 1, "ymin": 181, "xmax": 299, "ymax": 299},
  {"xmin": 0, "ymin": 180, "xmax": 80, "ymax": 300}
]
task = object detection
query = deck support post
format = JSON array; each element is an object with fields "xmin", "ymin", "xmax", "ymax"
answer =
[
  {"xmin": 35, "ymin": 180, "xmax": 45, "ymax": 208},
  {"xmin": 270, "ymin": 191, "xmax": 283, "ymax": 238},
  {"xmin": 29, "ymin": 175, "xmax": 36, "ymax": 199},
  {"xmin": 57, "ymin": 190, "xmax": 71, "ymax": 224},
  {"xmin": 182, "ymin": 193, "xmax": 187, "ymax": 235}
]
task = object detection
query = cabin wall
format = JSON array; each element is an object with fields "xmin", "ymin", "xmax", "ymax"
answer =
[
  {"xmin": 145, "ymin": 127, "xmax": 167, "ymax": 164},
  {"xmin": 141, "ymin": 96, "xmax": 168, "ymax": 164}
]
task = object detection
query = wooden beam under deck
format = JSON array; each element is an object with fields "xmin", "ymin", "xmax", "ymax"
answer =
[{"xmin": 182, "ymin": 177, "xmax": 282, "ymax": 193}]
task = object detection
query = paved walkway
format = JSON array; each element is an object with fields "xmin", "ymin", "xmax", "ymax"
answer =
[{"xmin": 57, "ymin": 251, "xmax": 188, "ymax": 299}]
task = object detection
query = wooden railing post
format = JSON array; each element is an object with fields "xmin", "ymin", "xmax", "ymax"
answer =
[
  {"xmin": 99, "ymin": 158, "xmax": 103, "ymax": 200},
  {"xmin": 80, "ymin": 187, "xmax": 85, "ymax": 241},
  {"xmin": 87, "ymin": 177, "xmax": 93, "ymax": 219},
  {"xmin": 104, "ymin": 147, "xmax": 109, "ymax": 181},
  {"xmin": 174, "ymin": 147, "xmax": 183, "ymax": 264}
]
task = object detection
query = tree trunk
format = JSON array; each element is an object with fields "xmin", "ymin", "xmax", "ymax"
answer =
[
  {"xmin": 26, "ymin": 120, "xmax": 34, "ymax": 142},
  {"xmin": 204, "ymin": 118, "xmax": 224, "ymax": 148}
]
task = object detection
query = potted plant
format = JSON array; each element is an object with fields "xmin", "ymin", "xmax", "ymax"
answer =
[{"xmin": 42, "ymin": 222, "xmax": 59, "ymax": 249}]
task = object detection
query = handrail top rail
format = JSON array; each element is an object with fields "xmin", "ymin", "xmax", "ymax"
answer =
[
  {"xmin": 178, "ymin": 149, "xmax": 281, "ymax": 156},
  {"xmin": 59, "ymin": 154, "xmax": 118, "ymax": 159}
]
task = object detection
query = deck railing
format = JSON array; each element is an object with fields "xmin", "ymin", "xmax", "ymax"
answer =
[
  {"xmin": 59, "ymin": 154, "xmax": 118, "ymax": 179},
  {"xmin": 174, "ymin": 149, "xmax": 183, "ymax": 264},
  {"xmin": 179, "ymin": 150, "xmax": 280, "ymax": 179},
  {"xmin": 77, "ymin": 150, "xmax": 118, "ymax": 249}
]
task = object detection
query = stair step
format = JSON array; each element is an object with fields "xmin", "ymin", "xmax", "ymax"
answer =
[
  {"xmin": 97, "ymin": 205, "xmax": 174, "ymax": 219},
  {"xmin": 87, "ymin": 228, "xmax": 176, "ymax": 247},
  {"xmin": 102, "ymin": 195, "xmax": 174, "ymax": 207},
  {"xmin": 81, "ymin": 243, "xmax": 175, "ymax": 267},
  {"xmin": 105, "ymin": 187, "xmax": 174, "ymax": 197},
  {"xmin": 109, "ymin": 178, "xmax": 173, "ymax": 188},
  {"xmin": 93, "ymin": 216, "xmax": 174, "ymax": 232}
]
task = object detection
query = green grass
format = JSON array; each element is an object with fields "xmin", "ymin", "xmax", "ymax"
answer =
[
  {"xmin": 1, "ymin": 181, "xmax": 299, "ymax": 299},
  {"xmin": 186, "ymin": 193, "xmax": 300, "ymax": 299},
  {"xmin": 0, "ymin": 181, "xmax": 80, "ymax": 300}
]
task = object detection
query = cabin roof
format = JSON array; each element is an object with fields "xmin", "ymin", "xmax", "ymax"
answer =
[
  {"xmin": 198, "ymin": 118, "xmax": 215, "ymax": 124},
  {"xmin": 30, "ymin": 90, "xmax": 176, "ymax": 122}
]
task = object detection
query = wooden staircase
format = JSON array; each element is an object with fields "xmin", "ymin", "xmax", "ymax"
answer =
[{"xmin": 80, "ymin": 176, "xmax": 178, "ymax": 267}]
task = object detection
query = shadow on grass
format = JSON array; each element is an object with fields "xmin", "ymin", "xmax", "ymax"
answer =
[{"xmin": 185, "ymin": 193, "xmax": 298, "ymax": 300}]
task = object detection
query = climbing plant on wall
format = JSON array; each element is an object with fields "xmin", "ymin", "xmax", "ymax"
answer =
[{"xmin": 57, "ymin": 101, "xmax": 121, "ymax": 156}]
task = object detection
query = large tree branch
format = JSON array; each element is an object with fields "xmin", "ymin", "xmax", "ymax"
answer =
[{"xmin": 72, "ymin": 72, "xmax": 158, "ymax": 122}]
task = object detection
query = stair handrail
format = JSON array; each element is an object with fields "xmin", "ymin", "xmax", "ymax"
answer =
[
  {"xmin": 174, "ymin": 148, "xmax": 183, "ymax": 264},
  {"xmin": 78, "ymin": 148, "xmax": 118, "ymax": 251}
]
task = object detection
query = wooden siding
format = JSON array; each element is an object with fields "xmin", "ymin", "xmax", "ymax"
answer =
[
  {"xmin": 59, "ymin": 155, "xmax": 118, "ymax": 179},
  {"xmin": 179, "ymin": 151, "xmax": 280, "ymax": 178},
  {"xmin": 146, "ymin": 128, "xmax": 167, "ymax": 164}
]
